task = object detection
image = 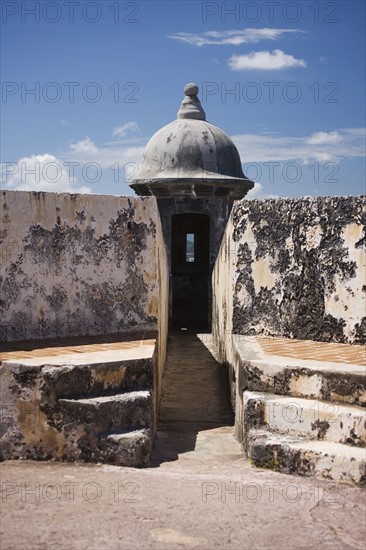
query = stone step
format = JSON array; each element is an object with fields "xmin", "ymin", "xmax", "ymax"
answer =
[
  {"xmin": 247, "ymin": 429, "xmax": 366, "ymax": 486},
  {"xmin": 40, "ymin": 359, "xmax": 153, "ymax": 419},
  {"xmin": 99, "ymin": 428, "xmax": 151, "ymax": 467},
  {"xmin": 0, "ymin": 340, "xmax": 156, "ymax": 465},
  {"xmin": 41, "ymin": 357, "xmax": 153, "ymax": 402},
  {"xmin": 244, "ymin": 392, "xmax": 366, "ymax": 446},
  {"xmin": 62, "ymin": 427, "xmax": 152, "ymax": 467},
  {"xmin": 59, "ymin": 391, "xmax": 152, "ymax": 434},
  {"xmin": 240, "ymin": 357, "xmax": 366, "ymax": 407}
]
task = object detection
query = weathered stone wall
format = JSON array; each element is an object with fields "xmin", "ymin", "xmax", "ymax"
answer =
[
  {"xmin": 157, "ymin": 196, "xmax": 234, "ymax": 329},
  {"xmin": 0, "ymin": 341, "xmax": 158, "ymax": 464},
  {"xmin": 213, "ymin": 196, "xmax": 365, "ymax": 348},
  {"xmin": 157, "ymin": 197, "xmax": 234, "ymax": 272},
  {"xmin": 212, "ymin": 195, "xmax": 365, "ymax": 444},
  {"xmin": 0, "ymin": 191, "xmax": 168, "ymax": 343},
  {"xmin": 0, "ymin": 190, "xmax": 169, "ymax": 464},
  {"xmin": 155, "ymin": 214, "xmax": 169, "ymax": 412}
]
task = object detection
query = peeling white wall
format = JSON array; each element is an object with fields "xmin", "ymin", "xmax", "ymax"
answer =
[
  {"xmin": 0, "ymin": 191, "xmax": 167, "ymax": 342},
  {"xmin": 213, "ymin": 196, "xmax": 365, "ymax": 349}
]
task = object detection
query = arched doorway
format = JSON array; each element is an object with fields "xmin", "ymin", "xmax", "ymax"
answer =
[{"xmin": 171, "ymin": 213, "xmax": 210, "ymax": 331}]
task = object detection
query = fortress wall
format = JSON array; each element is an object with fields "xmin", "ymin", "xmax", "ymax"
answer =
[
  {"xmin": 213, "ymin": 196, "xmax": 365, "ymax": 348},
  {"xmin": 0, "ymin": 191, "xmax": 168, "ymax": 343}
]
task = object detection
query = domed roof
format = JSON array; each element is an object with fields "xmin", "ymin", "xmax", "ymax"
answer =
[{"xmin": 130, "ymin": 83, "xmax": 254, "ymax": 198}]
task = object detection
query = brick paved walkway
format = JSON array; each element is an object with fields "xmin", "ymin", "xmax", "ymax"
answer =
[
  {"xmin": 0, "ymin": 332, "xmax": 157, "ymax": 363},
  {"xmin": 2, "ymin": 332, "xmax": 363, "ymax": 366},
  {"xmin": 257, "ymin": 336, "xmax": 365, "ymax": 365}
]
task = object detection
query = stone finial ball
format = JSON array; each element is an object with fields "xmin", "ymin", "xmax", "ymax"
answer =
[{"xmin": 184, "ymin": 83, "xmax": 199, "ymax": 96}]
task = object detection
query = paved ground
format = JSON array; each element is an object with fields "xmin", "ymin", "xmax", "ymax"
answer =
[
  {"xmin": 1, "ymin": 332, "xmax": 365, "ymax": 549},
  {"xmin": 1, "ymin": 431, "xmax": 365, "ymax": 550}
]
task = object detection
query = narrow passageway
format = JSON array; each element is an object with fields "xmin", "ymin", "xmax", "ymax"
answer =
[
  {"xmin": 159, "ymin": 332, "xmax": 232, "ymax": 425},
  {"xmin": 151, "ymin": 332, "xmax": 238, "ymax": 466}
]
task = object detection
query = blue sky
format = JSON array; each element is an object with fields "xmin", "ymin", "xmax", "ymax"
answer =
[{"xmin": 1, "ymin": 0, "xmax": 365, "ymax": 198}]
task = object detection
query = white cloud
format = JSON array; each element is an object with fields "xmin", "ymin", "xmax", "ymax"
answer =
[
  {"xmin": 66, "ymin": 140, "xmax": 145, "ymax": 170},
  {"xmin": 228, "ymin": 49, "xmax": 306, "ymax": 71},
  {"xmin": 307, "ymin": 131, "xmax": 342, "ymax": 145},
  {"xmin": 232, "ymin": 128, "xmax": 366, "ymax": 164},
  {"xmin": 1, "ymin": 154, "xmax": 91, "ymax": 194},
  {"xmin": 1, "ymin": 127, "xmax": 148, "ymax": 194},
  {"xmin": 246, "ymin": 182, "xmax": 280, "ymax": 200},
  {"xmin": 169, "ymin": 28, "xmax": 303, "ymax": 47},
  {"xmin": 112, "ymin": 121, "xmax": 139, "ymax": 139},
  {"xmin": 246, "ymin": 182, "xmax": 264, "ymax": 198},
  {"xmin": 70, "ymin": 137, "xmax": 98, "ymax": 154},
  {"xmin": 5, "ymin": 127, "xmax": 363, "ymax": 195}
]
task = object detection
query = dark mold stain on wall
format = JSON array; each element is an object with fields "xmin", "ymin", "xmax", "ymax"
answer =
[
  {"xmin": 232, "ymin": 196, "xmax": 365, "ymax": 344},
  {"xmin": 0, "ymin": 194, "xmax": 158, "ymax": 342}
]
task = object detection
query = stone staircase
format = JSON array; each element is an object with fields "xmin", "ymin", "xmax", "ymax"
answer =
[
  {"xmin": 0, "ymin": 337, "xmax": 157, "ymax": 467},
  {"xmin": 55, "ymin": 382, "xmax": 153, "ymax": 467},
  {"xmin": 59, "ymin": 391, "xmax": 151, "ymax": 466},
  {"xmin": 237, "ymin": 339, "xmax": 366, "ymax": 486}
]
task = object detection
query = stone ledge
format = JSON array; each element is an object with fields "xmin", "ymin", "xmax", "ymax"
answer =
[
  {"xmin": 234, "ymin": 336, "xmax": 366, "ymax": 408},
  {"xmin": 243, "ymin": 391, "xmax": 366, "ymax": 446},
  {"xmin": 247, "ymin": 429, "xmax": 366, "ymax": 486},
  {"xmin": 0, "ymin": 335, "xmax": 158, "ymax": 466}
]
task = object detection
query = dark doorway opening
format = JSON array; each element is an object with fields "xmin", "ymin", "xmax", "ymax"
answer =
[{"xmin": 171, "ymin": 213, "xmax": 210, "ymax": 331}]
